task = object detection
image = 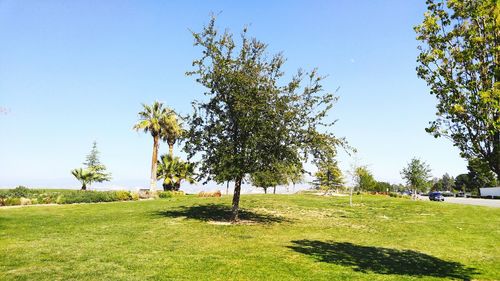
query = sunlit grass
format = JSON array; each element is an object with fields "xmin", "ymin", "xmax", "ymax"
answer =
[{"xmin": 0, "ymin": 194, "xmax": 498, "ymax": 280}]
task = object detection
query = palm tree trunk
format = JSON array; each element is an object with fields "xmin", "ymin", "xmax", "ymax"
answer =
[
  {"xmin": 231, "ymin": 176, "xmax": 243, "ymax": 222},
  {"xmin": 150, "ymin": 135, "xmax": 159, "ymax": 192},
  {"xmin": 168, "ymin": 143, "xmax": 174, "ymax": 158}
]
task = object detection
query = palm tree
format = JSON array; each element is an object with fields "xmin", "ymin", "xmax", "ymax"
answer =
[
  {"xmin": 157, "ymin": 154, "xmax": 196, "ymax": 191},
  {"xmin": 133, "ymin": 101, "xmax": 169, "ymax": 191},
  {"xmin": 71, "ymin": 168, "xmax": 110, "ymax": 190},
  {"xmin": 71, "ymin": 168, "xmax": 93, "ymax": 190},
  {"xmin": 161, "ymin": 111, "xmax": 184, "ymax": 157}
]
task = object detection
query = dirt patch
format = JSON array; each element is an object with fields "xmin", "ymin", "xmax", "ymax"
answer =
[{"xmin": 207, "ymin": 220, "xmax": 258, "ymax": 225}]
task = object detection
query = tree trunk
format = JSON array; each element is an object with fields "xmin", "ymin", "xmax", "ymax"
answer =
[
  {"xmin": 264, "ymin": 187, "xmax": 267, "ymax": 194},
  {"xmin": 168, "ymin": 143, "xmax": 174, "ymax": 158},
  {"xmin": 150, "ymin": 135, "xmax": 159, "ymax": 192},
  {"xmin": 493, "ymin": 131, "xmax": 500, "ymax": 182},
  {"xmin": 349, "ymin": 185, "xmax": 353, "ymax": 207},
  {"xmin": 81, "ymin": 183, "xmax": 87, "ymax": 191},
  {"xmin": 226, "ymin": 181, "xmax": 229, "ymax": 195},
  {"xmin": 273, "ymin": 186, "xmax": 276, "ymax": 194},
  {"xmin": 231, "ymin": 176, "xmax": 242, "ymax": 222}
]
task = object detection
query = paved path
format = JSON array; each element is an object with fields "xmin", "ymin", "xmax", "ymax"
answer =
[{"xmin": 419, "ymin": 196, "xmax": 500, "ymax": 208}]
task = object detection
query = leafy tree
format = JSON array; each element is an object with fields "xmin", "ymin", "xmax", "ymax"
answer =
[
  {"xmin": 285, "ymin": 163, "xmax": 304, "ymax": 192},
  {"xmin": 441, "ymin": 173, "xmax": 455, "ymax": 191},
  {"xmin": 375, "ymin": 181, "xmax": 391, "ymax": 193},
  {"xmin": 401, "ymin": 158, "xmax": 432, "ymax": 199},
  {"xmin": 467, "ymin": 157, "xmax": 498, "ymax": 188},
  {"xmin": 432, "ymin": 173, "xmax": 455, "ymax": 191},
  {"xmin": 354, "ymin": 166, "xmax": 376, "ymax": 192},
  {"xmin": 157, "ymin": 154, "xmax": 196, "ymax": 191},
  {"xmin": 455, "ymin": 173, "xmax": 472, "ymax": 193},
  {"xmin": 185, "ymin": 17, "xmax": 346, "ymax": 221},
  {"xmin": 415, "ymin": 0, "xmax": 500, "ymax": 181},
  {"xmin": 133, "ymin": 101, "xmax": 175, "ymax": 191},
  {"xmin": 314, "ymin": 160, "xmax": 344, "ymax": 194},
  {"xmin": 250, "ymin": 165, "xmax": 288, "ymax": 194},
  {"xmin": 391, "ymin": 183, "xmax": 406, "ymax": 193}
]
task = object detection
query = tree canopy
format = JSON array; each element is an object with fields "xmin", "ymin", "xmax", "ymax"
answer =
[
  {"xmin": 71, "ymin": 141, "xmax": 111, "ymax": 190},
  {"xmin": 185, "ymin": 17, "xmax": 346, "ymax": 221},
  {"xmin": 354, "ymin": 166, "xmax": 377, "ymax": 192},
  {"xmin": 314, "ymin": 160, "xmax": 344, "ymax": 193},
  {"xmin": 401, "ymin": 158, "xmax": 432, "ymax": 198},
  {"xmin": 415, "ymin": 0, "xmax": 500, "ymax": 181}
]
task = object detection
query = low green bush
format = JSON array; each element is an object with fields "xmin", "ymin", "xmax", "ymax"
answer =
[
  {"xmin": 115, "ymin": 191, "xmax": 132, "ymax": 201},
  {"xmin": 158, "ymin": 190, "xmax": 185, "ymax": 198},
  {"xmin": 36, "ymin": 193, "xmax": 60, "ymax": 204},
  {"xmin": 158, "ymin": 191, "xmax": 173, "ymax": 198},
  {"xmin": 0, "ymin": 188, "xmax": 138, "ymax": 207},
  {"xmin": 130, "ymin": 192, "xmax": 140, "ymax": 201},
  {"xmin": 4, "ymin": 197, "xmax": 21, "ymax": 206},
  {"xmin": 57, "ymin": 190, "xmax": 136, "ymax": 204}
]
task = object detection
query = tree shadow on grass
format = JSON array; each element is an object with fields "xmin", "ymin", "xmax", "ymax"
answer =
[
  {"xmin": 288, "ymin": 240, "xmax": 477, "ymax": 280},
  {"xmin": 153, "ymin": 204, "xmax": 289, "ymax": 224}
]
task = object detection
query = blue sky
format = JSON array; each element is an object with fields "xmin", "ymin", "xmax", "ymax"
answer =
[{"xmin": 0, "ymin": 0, "xmax": 467, "ymax": 190}]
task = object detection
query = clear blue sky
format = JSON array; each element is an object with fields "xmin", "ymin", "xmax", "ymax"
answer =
[{"xmin": 0, "ymin": 0, "xmax": 467, "ymax": 190}]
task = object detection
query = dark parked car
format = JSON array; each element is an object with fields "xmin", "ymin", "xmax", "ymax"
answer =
[{"xmin": 429, "ymin": 192, "xmax": 445, "ymax": 201}]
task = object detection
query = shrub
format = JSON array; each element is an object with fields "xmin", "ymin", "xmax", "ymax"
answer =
[
  {"xmin": 198, "ymin": 191, "xmax": 221, "ymax": 197},
  {"xmin": 158, "ymin": 191, "xmax": 173, "ymax": 198},
  {"xmin": 115, "ymin": 191, "xmax": 132, "ymax": 201},
  {"xmin": 36, "ymin": 193, "xmax": 60, "ymax": 204},
  {"xmin": 12, "ymin": 186, "xmax": 30, "ymax": 197},
  {"xmin": 0, "ymin": 188, "xmax": 136, "ymax": 207},
  {"xmin": 4, "ymin": 197, "xmax": 21, "ymax": 206},
  {"xmin": 130, "ymin": 192, "xmax": 140, "ymax": 201},
  {"xmin": 56, "ymin": 190, "xmax": 135, "ymax": 204},
  {"xmin": 20, "ymin": 198, "xmax": 32, "ymax": 205}
]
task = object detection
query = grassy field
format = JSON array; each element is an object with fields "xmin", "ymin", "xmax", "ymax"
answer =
[{"xmin": 0, "ymin": 194, "xmax": 499, "ymax": 280}]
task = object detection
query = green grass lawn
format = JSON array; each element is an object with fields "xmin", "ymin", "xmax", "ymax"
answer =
[{"xmin": 1, "ymin": 194, "xmax": 498, "ymax": 280}]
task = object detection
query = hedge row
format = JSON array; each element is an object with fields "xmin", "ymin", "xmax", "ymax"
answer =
[
  {"xmin": 157, "ymin": 190, "xmax": 185, "ymax": 198},
  {"xmin": 0, "ymin": 187, "xmax": 140, "ymax": 206}
]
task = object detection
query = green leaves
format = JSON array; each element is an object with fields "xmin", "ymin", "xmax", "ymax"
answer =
[
  {"xmin": 133, "ymin": 101, "xmax": 182, "ymax": 143},
  {"xmin": 401, "ymin": 158, "xmax": 432, "ymax": 193},
  {"xmin": 71, "ymin": 167, "xmax": 111, "ymax": 190},
  {"xmin": 157, "ymin": 154, "xmax": 196, "ymax": 191},
  {"xmin": 185, "ymin": 17, "xmax": 347, "ymax": 185},
  {"xmin": 314, "ymin": 160, "xmax": 344, "ymax": 192},
  {"xmin": 72, "ymin": 141, "xmax": 111, "ymax": 190},
  {"xmin": 415, "ymin": 0, "xmax": 500, "ymax": 180}
]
